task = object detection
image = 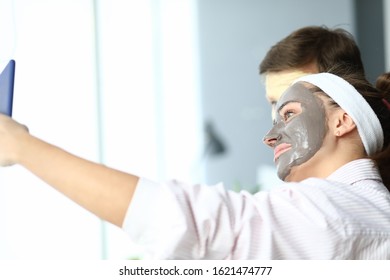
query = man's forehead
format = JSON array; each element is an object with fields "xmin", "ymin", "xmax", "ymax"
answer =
[{"xmin": 265, "ymin": 70, "xmax": 311, "ymax": 102}]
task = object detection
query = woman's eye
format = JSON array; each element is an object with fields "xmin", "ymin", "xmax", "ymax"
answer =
[{"xmin": 284, "ymin": 110, "xmax": 295, "ymax": 121}]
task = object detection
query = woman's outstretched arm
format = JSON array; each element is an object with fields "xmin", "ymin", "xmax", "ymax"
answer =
[{"xmin": 0, "ymin": 114, "xmax": 139, "ymax": 227}]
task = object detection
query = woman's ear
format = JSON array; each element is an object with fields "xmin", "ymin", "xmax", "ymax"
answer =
[{"xmin": 334, "ymin": 111, "xmax": 356, "ymax": 137}]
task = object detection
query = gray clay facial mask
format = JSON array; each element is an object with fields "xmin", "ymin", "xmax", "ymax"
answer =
[{"xmin": 264, "ymin": 82, "xmax": 327, "ymax": 180}]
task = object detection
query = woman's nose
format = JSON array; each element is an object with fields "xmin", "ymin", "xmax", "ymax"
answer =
[
  {"xmin": 263, "ymin": 120, "xmax": 283, "ymax": 148},
  {"xmin": 263, "ymin": 135, "xmax": 278, "ymax": 147},
  {"xmin": 263, "ymin": 125, "xmax": 281, "ymax": 147}
]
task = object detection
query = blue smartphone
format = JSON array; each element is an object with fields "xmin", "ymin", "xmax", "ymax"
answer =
[{"xmin": 0, "ymin": 60, "xmax": 15, "ymax": 116}]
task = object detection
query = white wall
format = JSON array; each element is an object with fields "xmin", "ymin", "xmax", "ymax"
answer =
[
  {"xmin": 0, "ymin": 0, "xmax": 202, "ymax": 259},
  {"xmin": 96, "ymin": 0, "xmax": 203, "ymax": 259},
  {"xmin": 0, "ymin": 0, "xmax": 102, "ymax": 259}
]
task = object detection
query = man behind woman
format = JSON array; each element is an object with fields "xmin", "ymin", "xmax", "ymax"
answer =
[{"xmin": 260, "ymin": 26, "xmax": 365, "ymax": 117}]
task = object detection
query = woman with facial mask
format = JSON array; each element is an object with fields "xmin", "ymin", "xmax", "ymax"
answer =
[{"xmin": 0, "ymin": 71, "xmax": 389, "ymax": 259}]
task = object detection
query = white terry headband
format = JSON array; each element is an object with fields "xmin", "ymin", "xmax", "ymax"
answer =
[{"xmin": 294, "ymin": 73, "xmax": 384, "ymax": 156}]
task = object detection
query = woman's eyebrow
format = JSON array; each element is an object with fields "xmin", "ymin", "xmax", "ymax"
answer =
[{"xmin": 277, "ymin": 100, "xmax": 300, "ymax": 114}]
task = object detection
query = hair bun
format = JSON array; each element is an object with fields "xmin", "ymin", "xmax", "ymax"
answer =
[{"xmin": 376, "ymin": 72, "xmax": 390, "ymax": 97}]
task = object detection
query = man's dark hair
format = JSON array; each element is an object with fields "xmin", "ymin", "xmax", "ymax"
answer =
[{"xmin": 259, "ymin": 26, "xmax": 365, "ymax": 76}]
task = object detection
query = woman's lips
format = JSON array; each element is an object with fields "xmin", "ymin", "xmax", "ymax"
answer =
[{"xmin": 274, "ymin": 143, "xmax": 292, "ymax": 162}]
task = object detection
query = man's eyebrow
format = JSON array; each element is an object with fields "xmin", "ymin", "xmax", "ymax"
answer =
[{"xmin": 267, "ymin": 97, "xmax": 277, "ymax": 105}]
